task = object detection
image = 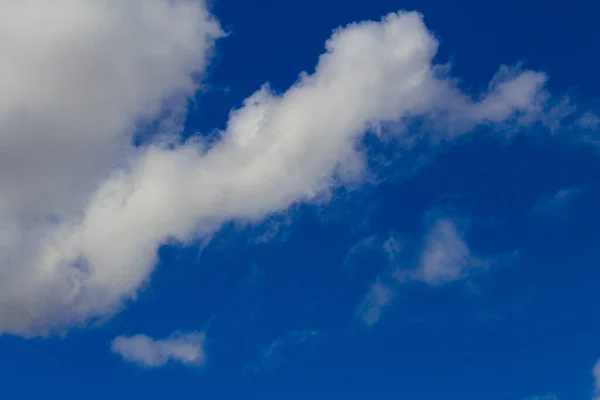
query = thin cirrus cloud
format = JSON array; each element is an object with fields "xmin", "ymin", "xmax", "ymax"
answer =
[
  {"xmin": 0, "ymin": 0, "xmax": 582, "ymax": 337},
  {"xmin": 358, "ymin": 216, "xmax": 515, "ymax": 326},
  {"xmin": 246, "ymin": 330, "xmax": 318, "ymax": 374},
  {"xmin": 529, "ymin": 187, "xmax": 584, "ymax": 218},
  {"xmin": 111, "ymin": 331, "xmax": 205, "ymax": 368}
]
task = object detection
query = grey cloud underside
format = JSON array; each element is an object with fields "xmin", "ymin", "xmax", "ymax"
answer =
[{"xmin": 0, "ymin": 1, "xmax": 568, "ymax": 336}]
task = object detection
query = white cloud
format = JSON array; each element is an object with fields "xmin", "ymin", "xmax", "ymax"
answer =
[
  {"xmin": 0, "ymin": 0, "xmax": 222, "ymax": 336},
  {"xmin": 111, "ymin": 331, "xmax": 205, "ymax": 368},
  {"xmin": 358, "ymin": 216, "xmax": 513, "ymax": 325},
  {"xmin": 411, "ymin": 218, "xmax": 488, "ymax": 285},
  {"xmin": 358, "ymin": 279, "xmax": 396, "ymax": 326},
  {"xmin": 0, "ymin": 8, "xmax": 554, "ymax": 336},
  {"xmin": 0, "ymin": 0, "xmax": 222, "ymax": 221}
]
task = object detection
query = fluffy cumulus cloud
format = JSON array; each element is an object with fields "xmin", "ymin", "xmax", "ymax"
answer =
[
  {"xmin": 0, "ymin": 0, "xmax": 223, "ymax": 336},
  {"xmin": 111, "ymin": 331, "xmax": 205, "ymax": 368},
  {"xmin": 0, "ymin": 3, "xmax": 557, "ymax": 336},
  {"xmin": 358, "ymin": 217, "xmax": 511, "ymax": 325},
  {"xmin": 0, "ymin": 0, "xmax": 222, "ymax": 220}
]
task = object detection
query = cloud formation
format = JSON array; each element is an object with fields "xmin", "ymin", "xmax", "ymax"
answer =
[
  {"xmin": 359, "ymin": 279, "xmax": 396, "ymax": 326},
  {"xmin": 409, "ymin": 218, "xmax": 488, "ymax": 285},
  {"xmin": 0, "ymin": 0, "xmax": 223, "ymax": 336},
  {"xmin": 111, "ymin": 331, "xmax": 205, "ymax": 368},
  {"xmin": 0, "ymin": 6, "xmax": 556, "ymax": 336},
  {"xmin": 358, "ymin": 216, "xmax": 512, "ymax": 325}
]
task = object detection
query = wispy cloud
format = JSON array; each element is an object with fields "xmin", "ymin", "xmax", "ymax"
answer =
[
  {"xmin": 357, "ymin": 279, "xmax": 396, "ymax": 326},
  {"xmin": 111, "ymin": 331, "xmax": 205, "ymax": 368},
  {"xmin": 357, "ymin": 214, "xmax": 517, "ymax": 325},
  {"xmin": 246, "ymin": 330, "xmax": 318, "ymax": 374},
  {"xmin": 343, "ymin": 235, "xmax": 381, "ymax": 271},
  {"xmin": 409, "ymin": 218, "xmax": 489, "ymax": 285},
  {"xmin": 529, "ymin": 187, "xmax": 584, "ymax": 218},
  {"xmin": 578, "ymin": 112, "xmax": 600, "ymax": 130}
]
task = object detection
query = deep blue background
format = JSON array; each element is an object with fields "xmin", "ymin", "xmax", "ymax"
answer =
[{"xmin": 1, "ymin": 0, "xmax": 599, "ymax": 399}]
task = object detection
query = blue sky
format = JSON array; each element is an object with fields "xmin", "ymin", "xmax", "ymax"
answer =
[{"xmin": 0, "ymin": 0, "xmax": 599, "ymax": 399}]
